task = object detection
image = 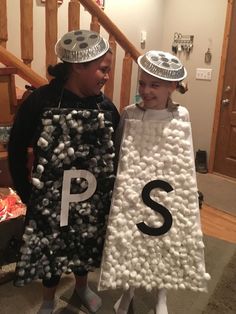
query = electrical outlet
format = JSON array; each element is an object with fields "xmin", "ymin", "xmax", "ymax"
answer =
[{"xmin": 196, "ymin": 68, "xmax": 212, "ymax": 80}]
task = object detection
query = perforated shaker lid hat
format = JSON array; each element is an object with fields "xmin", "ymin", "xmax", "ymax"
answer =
[
  {"xmin": 137, "ymin": 50, "xmax": 187, "ymax": 81},
  {"xmin": 55, "ymin": 29, "xmax": 109, "ymax": 63}
]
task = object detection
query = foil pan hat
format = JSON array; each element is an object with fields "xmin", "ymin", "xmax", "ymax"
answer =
[
  {"xmin": 55, "ymin": 29, "xmax": 109, "ymax": 63},
  {"xmin": 137, "ymin": 50, "xmax": 187, "ymax": 81}
]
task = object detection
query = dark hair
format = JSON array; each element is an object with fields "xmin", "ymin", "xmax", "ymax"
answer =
[{"xmin": 47, "ymin": 62, "xmax": 71, "ymax": 82}]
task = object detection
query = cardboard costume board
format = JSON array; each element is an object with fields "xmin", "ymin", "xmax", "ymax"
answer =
[
  {"xmin": 14, "ymin": 108, "xmax": 115, "ymax": 286},
  {"xmin": 99, "ymin": 118, "xmax": 210, "ymax": 292}
]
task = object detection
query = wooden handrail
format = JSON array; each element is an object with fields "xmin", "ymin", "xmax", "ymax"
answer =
[
  {"xmin": 79, "ymin": 0, "xmax": 141, "ymax": 62},
  {"xmin": 0, "ymin": 0, "xmax": 141, "ymax": 109},
  {"xmin": 0, "ymin": 45, "xmax": 48, "ymax": 87}
]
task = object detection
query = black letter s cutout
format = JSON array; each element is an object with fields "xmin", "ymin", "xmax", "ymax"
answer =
[{"xmin": 136, "ymin": 180, "xmax": 173, "ymax": 236}]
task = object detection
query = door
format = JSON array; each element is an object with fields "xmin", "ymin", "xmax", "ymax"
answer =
[{"xmin": 212, "ymin": 0, "xmax": 236, "ymax": 179}]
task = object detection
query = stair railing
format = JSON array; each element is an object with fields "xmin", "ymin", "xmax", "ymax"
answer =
[{"xmin": 0, "ymin": 0, "xmax": 141, "ymax": 111}]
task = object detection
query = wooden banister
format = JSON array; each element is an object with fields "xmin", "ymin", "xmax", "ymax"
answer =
[
  {"xmin": 79, "ymin": 0, "xmax": 141, "ymax": 62},
  {"xmin": 0, "ymin": 0, "xmax": 142, "ymax": 110},
  {"xmin": 0, "ymin": 45, "xmax": 47, "ymax": 87}
]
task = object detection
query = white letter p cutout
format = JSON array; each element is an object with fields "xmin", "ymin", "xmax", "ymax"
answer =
[{"xmin": 60, "ymin": 169, "xmax": 97, "ymax": 227}]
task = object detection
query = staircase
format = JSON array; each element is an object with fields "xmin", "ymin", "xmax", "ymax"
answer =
[{"xmin": 0, "ymin": 0, "xmax": 141, "ymax": 114}]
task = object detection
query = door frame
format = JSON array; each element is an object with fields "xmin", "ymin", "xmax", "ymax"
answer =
[{"xmin": 209, "ymin": 0, "xmax": 234, "ymax": 174}]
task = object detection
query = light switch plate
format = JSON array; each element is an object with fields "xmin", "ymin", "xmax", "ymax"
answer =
[{"xmin": 196, "ymin": 68, "xmax": 212, "ymax": 80}]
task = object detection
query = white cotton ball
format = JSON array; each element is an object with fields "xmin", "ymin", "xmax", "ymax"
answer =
[
  {"xmin": 123, "ymin": 282, "xmax": 130, "ymax": 290},
  {"xmin": 164, "ymin": 143, "xmax": 173, "ymax": 152},
  {"xmin": 140, "ymin": 268, "xmax": 147, "ymax": 277},
  {"xmin": 166, "ymin": 136, "xmax": 174, "ymax": 144},
  {"xmin": 110, "ymin": 282, "xmax": 117, "ymax": 289},
  {"xmin": 122, "ymin": 270, "xmax": 130, "ymax": 279},
  {"xmin": 32, "ymin": 178, "xmax": 44, "ymax": 189},
  {"xmin": 135, "ymin": 263, "xmax": 142, "ymax": 272},
  {"xmin": 154, "ymin": 152, "xmax": 161, "ymax": 159},
  {"xmin": 121, "ymin": 239, "xmax": 129, "ymax": 247},
  {"xmin": 125, "ymin": 230, "xmax": 133, "ymax": 239},
  {"xmin": 37, "ymin": 137, "xmax": 48, "ymax": 148},
  {"xmin": 130, "ymin": 271, "xmax": 137, "ymax": 279},
  {"xmin": 127, "ymin": 135, "xmax": 134, "ymax": 142},
  {"xmin": 163, "ymin": 275, "xmax": 172, "ymax": 285},
  {"xmin": 36, "ymin": 164, "xmax": 44, "ymax": 174},
  {"xmin": 57, "ymin": 142, "xmax": 64, "ymax": 151},
  {"xmin": 163, "ymin": 237, "xmax": 171, "ymax": 248},
  {"xmin": 66, "ymin": 113, "xmax": 72, "ymax": 120},
  {"xmin": 172, "ymin": 250, "xmax": 180, "ymax": 258},
  {"xmin": 146, "ymin": 284, "xmax": 152, "ymax": 292},
  {"xmin": 170, "ymin": 228, "xmax": 177, "ymax": 237},
  {"xmin": 116, "ymin": 270, "xmax": 123, "ymax": 279},
  {"xmin": 155, "ymin": 160, "xmax": 164, "ymax": 169},
  {"xmin": 67, "ymin": 147, "xmax": 74, "ymax": 156},
  {"xmin": 197, "ymin": 241, "xmax": 205, "ymax": 249},
  {"xmin": 133, "ymin": 230, "xmax": 141, "ymax": 239},
  {"xmin": 185, "ymin": 221, "xmax": 193, "ymax": 229},
  {"xmin": 170, "ymin": 119, "xmax": 178, "ymax": 127},
  {"xmin": 116, "ymin": 279, "xmax": 122, "ymax": 287},
  {"xmin": 58, "ymin": 153, "xmax": 65, "ymax": 160},
  {"xmin": 103, "ymin": 272, "xmax": 110, "ymax": 280},
  {"xmin": 111, "ymin": 206, "xmax": 120, "ymax": 216},
  {"xmin": 53, "ymin": 114, "xmax": 60, "ymax": 122},
  {"xmin": 179, "ymin": 283, "xmax": 186, "ymax": 289},
  {"xmin": 165, "ymin": 283, "xmax": 173, "ymax": 289},
  {"xmin": 177, "ymin": 130, "xmax": 185, "ymax": 138},
  {"xmin": 172, "ymin": 144, "xmax": 180, "ymax": 155},
  {"xmin": 204, "ymin": 273, "xmax": 211, "ymax": 281},
  {"xmin": 163, "ymin": 127, "xmax": 171, "ymax": 137}
]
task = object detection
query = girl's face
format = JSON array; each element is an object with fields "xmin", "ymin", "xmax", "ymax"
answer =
[
  {"xmin": 138, "ymin": 70, "xmax": 176, "ymax": 109},
  {"xmin": 71, "ymin": 51, "xmax": 112, "ymax": 97}
]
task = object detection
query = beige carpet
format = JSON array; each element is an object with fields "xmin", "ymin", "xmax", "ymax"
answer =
[
  {"xmin": 197, "ymin": 173, "xmax": 236, "ymax": 216},
  {"xmin": 202, "ymin": 249, "xmax": 236, "ymax": 314}
]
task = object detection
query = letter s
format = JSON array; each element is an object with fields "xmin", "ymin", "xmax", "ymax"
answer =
[{"xmin": 136, "ymin": 180, "xmax": 173, "ymax": 236}]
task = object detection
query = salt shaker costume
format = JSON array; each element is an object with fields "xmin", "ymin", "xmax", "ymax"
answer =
[
  {"xmin": 99, "ymin": 51, "xmax": 210, "ymax": 312},
  {"xmin": 8, "ymin": 30, "xmax": 120, "ymax": 287}
]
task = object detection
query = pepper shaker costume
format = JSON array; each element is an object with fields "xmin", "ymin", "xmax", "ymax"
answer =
[{"xmin": 8, "ymin": 30, "xmax": 120, "ymax": 287}]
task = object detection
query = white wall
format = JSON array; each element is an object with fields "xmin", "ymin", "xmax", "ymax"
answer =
[
  {"xmin": 5, "ymin": 0, "xmax": 227, "ymax": 157},
  {"xmin": 160, "ymin": 0, "xmax": 227, "ymax": 157}
]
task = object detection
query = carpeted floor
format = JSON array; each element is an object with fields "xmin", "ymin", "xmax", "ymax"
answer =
[
  {"xmin": 196, "ymin": 173, "xmax": 236, "ymax": 216},
  {"xmin": 202, "ymin": 249, "xmax": 236, "ymax": 314}
]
